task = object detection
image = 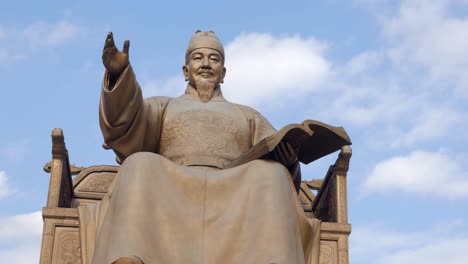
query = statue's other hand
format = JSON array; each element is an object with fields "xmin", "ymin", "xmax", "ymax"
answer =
[
  {"xmin": 102, "ymin": 32, "xmax": 130, "ymax": 75},
  {"xmin": 273, "ymin": 142, "xmax": 298, "ymax": 168}
]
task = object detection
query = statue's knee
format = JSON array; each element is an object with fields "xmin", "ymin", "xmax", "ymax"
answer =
[
  {"xmin": 113, "ymin": 256, "xmax": 144, "ymax": 264},
  {"xmin": 251, "ymin": 159, "xmax": 286, "ymax": 172},
  {"xmin": 249, "ymin": 160, "xmax": 289, "ymax": 183},
  {"xmin": 119, "ymin": 152, "xmax": 164, "ymax": 180},
  {"xmin": 122, "ymin": 152, "xmax": 162, "ymax": 167},
  {"xmin": 118, "ymin": 152, "xmax": 164, "ymax": 185}
]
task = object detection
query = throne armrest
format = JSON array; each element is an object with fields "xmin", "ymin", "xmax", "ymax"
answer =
[
  {"xmin": 41, "ymin": 129, "xmax": 83, "ymax": 264},
  {"xmin": 311, "ymin": 145, "xmax": 352, "ymax": 224},
  {"xmin": 44, "ymin": 128, "xmax": 73, "ymax": 208}
]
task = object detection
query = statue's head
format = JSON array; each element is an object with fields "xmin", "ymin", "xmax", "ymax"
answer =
[{"xmin": 183, "ymin": 30, "xmax": 226, "ymax": 102}]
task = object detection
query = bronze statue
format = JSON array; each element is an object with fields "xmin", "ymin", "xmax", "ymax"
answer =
[{"xmin": 78, "ymin": 31, "xmax": 328, "ymax": 264}]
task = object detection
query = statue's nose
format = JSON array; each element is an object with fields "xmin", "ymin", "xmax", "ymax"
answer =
[{"xmin": 202, "ymin": 57, "xmax": 210, "ymax": 66}]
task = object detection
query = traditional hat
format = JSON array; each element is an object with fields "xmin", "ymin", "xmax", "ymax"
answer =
[{"xmin": 185, "ymin": 30, "xmax": 225, "ymax": 60}]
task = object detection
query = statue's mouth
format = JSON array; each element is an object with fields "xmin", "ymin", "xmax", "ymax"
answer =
[{"xmin": 198, "ymin": 71, "xmax": 213, "ymax": 77}]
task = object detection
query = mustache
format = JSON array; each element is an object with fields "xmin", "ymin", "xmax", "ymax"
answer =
[{"xmin": 197, "ymin": 67, "xmax": 214, "ymax": 75}]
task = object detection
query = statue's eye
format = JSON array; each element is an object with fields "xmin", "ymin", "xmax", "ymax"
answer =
[
  {"xmin": 192, "ymin": 55, "xmax": 202, "ymax": 61},
  {"xmin": 209, "ymin": 56, "xmax": 220, "ymax": 62}
]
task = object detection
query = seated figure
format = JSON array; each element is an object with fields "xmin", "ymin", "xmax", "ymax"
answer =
[{"xmin": 40, "ymin": 31, "xmax": 352, "ymax": 264}]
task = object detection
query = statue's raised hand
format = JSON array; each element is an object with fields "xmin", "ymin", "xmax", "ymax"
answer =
[{"xmin": 102, "ymin": 32, "xmax": 130, "ymax": 75}]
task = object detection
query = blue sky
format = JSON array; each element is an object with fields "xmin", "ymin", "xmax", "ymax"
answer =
[{"xmin": 1, "ymin": 0, "xmax": 468, "ymax": 263}]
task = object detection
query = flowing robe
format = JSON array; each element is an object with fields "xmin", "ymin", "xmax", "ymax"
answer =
[{"xmin": 79, "ymin": 65, "xmax": 321, "ymax": 264}]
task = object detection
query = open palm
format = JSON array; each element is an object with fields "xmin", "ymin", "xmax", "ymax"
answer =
[{"xmin": 102, "ymin": 32, "xmax": 130, "ymax": 75}]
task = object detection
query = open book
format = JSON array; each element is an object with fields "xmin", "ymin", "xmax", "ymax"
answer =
[{"xmin": 224, "ymin": 120, "xmax": 352, "ymax": 169}]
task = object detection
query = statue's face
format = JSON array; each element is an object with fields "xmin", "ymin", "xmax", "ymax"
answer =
[{"xmin": 183, "ymin": 48, "xmax": 226, "ymax": 88}]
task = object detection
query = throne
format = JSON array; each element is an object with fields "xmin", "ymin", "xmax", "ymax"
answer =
[{"xmin": 39, "ymin": 128, "xmax": 352, "ymax": 264}]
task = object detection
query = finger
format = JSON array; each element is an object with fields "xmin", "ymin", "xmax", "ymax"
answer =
[
  {"xmin": 110, "ymin": 33, "xmax": 115, "ymax": 47},
  {"xmin": 286, "ymin": 143, "xmax": 297, "ymax": 162},
  {"xmin": 103, "ymin": 35, "xmax": 109, "ymax": 51},
  {"xmin": 105, "ymin": 32, "xmax": 112, "ymax": 44},
  {"xmin": 107, "ymin": 32, "xmax": 114, "ymax": 42},
  {"xmin": 107, "ymin": 32, "xmax": 115, "ymax": 47},
  {"xmin": 285, "ymin": 142, "xmax": 294, "ymax": 153},
  {"xmin": 279, "ymin": 141, "xmax": 287, "ymax": 153},
  {"xmin": 103, "ymin": 32, "xmax": 116, "ymax": 51},
  {"xmin": 291, "ymin": 163, "xmax": 300, "ymax": 181},
  {"xmin": 122, "ymin": 40, "xmax": 130, "ymax": 55},
  {"xmin": 279, "ymin": 142, "xmax": 289, "ymax": 162},
  {"xmin": 276, "ymin": 144, "xmax": 288, "ymax": 165},
  {"xmin": 281, "ymin": 142, "xmax": 297, "ymax": 165},
  {"xmin": 103, "ymin": 39, "xmax": 114, "ymax": 51},
  {"xmin": 272, "ymin": 148, "xmax": 280, "ymax": 163}
]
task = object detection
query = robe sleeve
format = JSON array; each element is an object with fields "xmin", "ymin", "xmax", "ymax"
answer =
[
  {"xmin": 99, "ymin": 65, "xmax": 170, "ymax": 163},
  {"xmin": 237, "ymin": 105, "xmax": 302, "ymax": 192},
  {"xmin": 235, "ymin": 105, "xmax": 276, "ymax": 146}
]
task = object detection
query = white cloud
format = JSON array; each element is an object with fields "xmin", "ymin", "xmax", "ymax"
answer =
[
  {"xmin": 311, "ymin": 0, "xmax": 468, "ymax": 151},
  {"xmin": 222, "ymin": 33, "xmax": 331, "ymax": 106},
  {"xmin": 22, "ymin": 20, "xmax": 83, "ymax": 48},
  {"xmin": 317, "ymin": 73, "xmax": 464, "ymax": 149},
  {"xmin": 0, "ymin": 47, "xmax": 24, "ymax": 64},
  {"xmin": 0, "ymin": 244, "xmax": 41, "ymax": 264},
  {"xmin": 141, "ymin": 75, "xmax": 185, "ymax": 98},
  {"xmin": 382, "ymin": 0, "xmax": 468, "ymax": 96},
  {"xmin": 353, "ymin": 0, "xmax": 394, "ymax": 9},
  {"xmin": 363, "ymin": 104, "xmax": 463, "ymax": 149},
  {"xmin": 363, "ymin": 150, "xmax": 468, "ymax": 198},
  {"xmin": 0, "ymin": 20, "xmax": 83, "ymax": 65},
  {"xmin": 0, "ymin": 26, "xmax": 6, "ymax": 40},
  {"xmin": 0, "ymin": 211, "xmax": 42, "ymax": 240},
  {"xmin": 343, "ymin": 50, "xmax": 383, "ymax": 76},
  {"xmin": 317, "ymin": 76, "xmax": 414, "ymax": 127},
  {"xmin": 0, "ymin": 139, "xmax": 30, "ymax": 164},
  {"xmin": 379, "ymin": 239, "xmax": 468, "ymax": 264},
  {"xmin": 397, "ymin": 107, "xmax": 462, "ymax": 146},
  {"xmin": 0, "ymin": 48, "xmax": 24, "ymax": 65},
  {"xmin": 0, "ymin": 211, "xmax": 42, "ymax": 264},
  {"xmin": 0, "ymin": 171, "xmax": 14, "ymax": 199},
  {"xmin": 351, "ymin": 220, "xmax": 468, "ymax": 264}
]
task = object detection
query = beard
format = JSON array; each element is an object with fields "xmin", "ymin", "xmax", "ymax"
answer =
[{"xmin": 195, "ymin": 77, "xmax": 217, "ymax": 103}]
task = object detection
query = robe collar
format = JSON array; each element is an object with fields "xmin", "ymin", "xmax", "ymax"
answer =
[{"xmin": 183, "ymin": 84, "xmax": 226, "ymax": 102}]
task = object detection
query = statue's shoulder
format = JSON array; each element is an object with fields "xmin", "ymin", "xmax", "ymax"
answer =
[
  {"xmin": 144, "ymin": 96, "xmax": 172, "ymax": 107},
  {"xmin": 230, "ymin": 102, "xmax": 267, "ymax": 121}
]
